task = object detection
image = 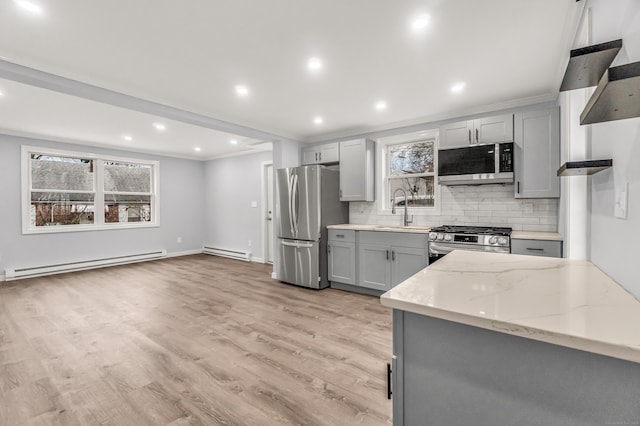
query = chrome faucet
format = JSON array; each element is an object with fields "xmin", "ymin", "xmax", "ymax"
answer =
[{"xmin": 391, "ymin": 188, "xmax": 413, "ymax": 226}]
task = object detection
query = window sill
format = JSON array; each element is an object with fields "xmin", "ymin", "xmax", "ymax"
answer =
[{"xmin": 22, "ymin": 222, "xmax": 160, "ymax": 235}]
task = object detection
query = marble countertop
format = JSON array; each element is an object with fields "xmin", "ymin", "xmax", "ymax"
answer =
[
  {"xmin": 512, "ymin": 231, "xmax": 563, "ymax": 241},
  {"xmin": 380, "ymin": 250, "xmax": 640, "ymax": 364},
  {"xmin": 327, "ymin": 224, "xmax": 431, "ymax": 234}
]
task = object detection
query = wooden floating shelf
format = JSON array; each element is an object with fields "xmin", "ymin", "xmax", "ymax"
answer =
[
  {"xmin": 557, "ymin": 159, "xmax": 613, "ymax": 176},
  {"xmin": 580, "ymin": 61, "xmax": 640, "ymax": 125},
  {"xmin": 560, "ymin": 39, "xmax": 622, "ymax": 92}
]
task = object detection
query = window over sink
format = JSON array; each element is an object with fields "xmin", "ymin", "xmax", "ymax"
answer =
[{"xmin": 378, "ymin": 129, "xmax": 440, "ymax": 215}]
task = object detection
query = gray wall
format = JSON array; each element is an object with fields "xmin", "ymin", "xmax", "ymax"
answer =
[
  {"xmin": 588, "ymin": 0, "xmax": 640, "ymax": 297},
  {"xmin": 203, "ymin": 151, "xmax": 272, "ymax": 261},
  {"xmin": 0, "ymin": 135, "xmax": 206, "ymax": 275}
]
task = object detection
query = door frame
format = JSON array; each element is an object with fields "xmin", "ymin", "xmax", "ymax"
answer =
[{"xmin": 261, "ymin": 160, "xmax": 274, "ymax": 265}]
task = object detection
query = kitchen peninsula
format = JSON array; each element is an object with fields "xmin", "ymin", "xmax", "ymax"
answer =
[{"xmin": 381, "ymin": 250, "xmax": 640, "ymax": 425}]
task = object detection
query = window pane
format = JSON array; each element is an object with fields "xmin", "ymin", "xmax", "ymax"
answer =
[
  {"xmin": 105, "ymin": 194, "xmax": 152, "ymax": 223},
  {"xmin": 31, "ymin": 155, "xmax": 94, "ymax": 191},
  {"xmin": 389, "ymin": 142, "xmax": 434, "ymax": 175},
  {"xmin": 389, "ymin": 176, "xmax": 435, "ymax": 208},
  {"xmin": 30, "ymin": 192, "xmax": 95, "ymax": 226},
  {"xmin": 104, "ymin": 161, "xmax": 151, "ymax": 193}
]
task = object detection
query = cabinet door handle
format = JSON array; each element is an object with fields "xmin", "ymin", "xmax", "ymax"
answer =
[
  {"xmin": 517, "ymin": 182, "xmax": 520, "ymax": 194},
  {"xmin": 387, "ymin": 362, "xmax": 392, "ymax": 400},
  {"xmin": 386, "ymin": 250, "xmax": 389, "ymax": 260},
  {"xmin": 315, "ymin": 152, "xmax": 318, "ymax": 162},
  {"xmin": 468, "ymin": 129, "xmax": 471, "ymax": 143},
  {"xmin": 392, "ymin": 250, "xmax": 396, "ymax": 261},
  {"xmin": 476, "ymin": 128, "xmax": 479, "ymax": 143},
  {"xmin": 526, "ymin": 247, "xmax": 545, "ymax": 251},
  {"xmin": 319, "ymin": 152, "xmax": 322, "ymax": 162},
  {"xmin": 336, "ymin": 234, "xmax": 345, "ymax": 238}
]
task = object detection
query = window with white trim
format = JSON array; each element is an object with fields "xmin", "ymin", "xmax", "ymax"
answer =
[
  {"xmin": 22, "ymin": 146, "xmax": 159, "ymax": 233},
  {"xmin": 386, "ymin": 138, "xmax": 436, "ymax": 209}
]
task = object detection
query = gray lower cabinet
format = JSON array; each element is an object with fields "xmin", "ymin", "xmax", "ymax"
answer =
[
  {"xmin": 391, "ymin": 310, "xmax": 640, "ymax": 425},
  {"xmin": 358, "ymin": 232, "xmax": 428, "ymax": 291},
  {"xmin": 327, "ymin": 230, "xmax": 357, "ymax": 285},
  {"xmin": 511, "ymin": 238, "xmax": 563, "ymax": 258},
  {"xmin": 514, "ymin": 107, "xmax": 560, "ymax": 198}
]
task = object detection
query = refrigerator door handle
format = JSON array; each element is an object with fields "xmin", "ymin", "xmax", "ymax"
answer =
[
  {"xmin": 280, "ymin": 240, "xmax": 313, "ymax": 248},
  {"xmin": 288, "ymin": 172, "xmax": 295, "ymax": 235},
  {"xmin": 292, "ymin": 173, "xmax": 299, "ymax": 236}
]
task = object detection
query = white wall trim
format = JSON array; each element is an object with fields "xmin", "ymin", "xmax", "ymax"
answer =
[
  {"xmin": 251, "ymin": 257, "xmax": 265, "ymax": 263},
  {"xmin": 166, "ymin": 249, "xmax": 203, "ymax": 258},
  {"xmin": 0, "ymin": 272, "xmax": 6, "ymax": 282},
  {"xmin": 261, "ymin": 160, "xmax": 274, "ymax": 265}
]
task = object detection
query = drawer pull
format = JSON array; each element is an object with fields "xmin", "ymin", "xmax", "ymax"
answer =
[
  {"xmin": 336, "ymin": 234, "xmax": 345, "ymax": 238},
  {"xmin": 387, "ymin": 362, "xmax": 392, "ymax": 400},
  {"xmin": 526, "ymin": 248, "xmax": 545, "ymax": 251}
]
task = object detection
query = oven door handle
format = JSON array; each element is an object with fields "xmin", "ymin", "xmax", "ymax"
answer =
[{"xmin": 429, "ymin": 242, "xmax": 510, "ymax": 254}]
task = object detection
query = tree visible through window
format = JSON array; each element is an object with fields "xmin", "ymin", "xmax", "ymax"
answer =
[
  {"xmin": 387, "ymin": 140, "xmax": 436, "ymax": 208},
  {"xmin": 23, "ymin": 147, "xmax": 158, "ymax": 232}
]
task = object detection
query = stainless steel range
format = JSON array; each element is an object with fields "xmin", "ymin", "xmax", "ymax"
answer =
[{"xmin": 428, "ymin": 225, "xmax": 512, "ymax": 264}]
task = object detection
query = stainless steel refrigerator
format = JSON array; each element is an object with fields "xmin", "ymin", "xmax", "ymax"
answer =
[{"xmin": 275, "ymin": 165, "xmax": 349, "ymax": 289}]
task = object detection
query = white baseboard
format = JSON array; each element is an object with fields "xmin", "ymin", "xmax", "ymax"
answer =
[
  {"xmin": 166, "ymin": 249, "xmax": 203, "ymax": 258},
  {"xmin": 251, "ymin": 257, "xmax": 265, "ymax": 263},
  {"xmin": 0, "ymin": 272, "xmax": 5, "ymax": 282},
  {"xmin": 271, "ymin": 272, "xmax": 278, "ymax": 279}
]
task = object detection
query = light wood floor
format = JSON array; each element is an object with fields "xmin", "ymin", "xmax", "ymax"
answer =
[{"xmin": 0, "ymin": 255, "xmax": 392, "ymax": 425}]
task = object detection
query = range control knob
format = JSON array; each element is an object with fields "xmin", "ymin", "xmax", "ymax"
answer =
[
  {"xmin": 489, "ymin": 236, "xmax": 497, "ymax": 244},
  {"xmin": 498, "ymin": 237, "xmax": 508, "ymax": 246},
  {"xmin": 429, "ymin": 232, "xmax": 438, "ymax": 241},
  {"xmin": 444, "ymin": 234, "xmax": 452, "ymax": 241},
  {"xmin": 437, "ymin": 233, "xmax": 444, "ymax": 241}
]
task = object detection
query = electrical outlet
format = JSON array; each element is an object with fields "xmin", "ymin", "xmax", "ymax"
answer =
[
  {"xmin": 251, "ymin": 201, "xmax": 258, "ymax": 208},
  {"xmin": 524, "ymin": 203, "xmax": 534, "ymax": 214},
  {"xmin": 177, "ymin": 236, "xmax": 182, "ymax": 243},
  {"xmin": 248, "ymin": 240, "xmax": 252, "ymax": 247},
  {"xmin": 615, "ymin": 182, "xmax": 628, "ymax": 219}
]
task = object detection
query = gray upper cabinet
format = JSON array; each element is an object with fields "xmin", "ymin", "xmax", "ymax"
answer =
[
  {"xmin": 339, "ymin": 138, "xmax": 375, "ymax": 202},
  {"xmin": 302, "ymin": 142, "xmax": 340, "ymax": 165},
  {"xmin": 439, "ymin": 114, "xmax": 514, "ymax": 149},
  {"xmin": 514, "ymin": 107, "xmax": 560, "ymax": 198}
]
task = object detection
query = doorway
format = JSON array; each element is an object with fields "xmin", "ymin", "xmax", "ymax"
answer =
[{"xmin": 261, "ymin": 161, "xmax": 274, "ymax": 264}]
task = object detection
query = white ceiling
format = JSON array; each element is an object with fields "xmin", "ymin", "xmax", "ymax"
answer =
[{"xmin": 0, "ymin": 0, "xmax": 584, "ymax": 158}]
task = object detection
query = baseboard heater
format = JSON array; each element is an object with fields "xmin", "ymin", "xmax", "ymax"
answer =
[
  {"xmin": 202, "ymin": 245, "xmax": 251, "ymax": 261},
  {"xmin": 5, "ymin": 250, "xmax": 167, "ymax": 281}
]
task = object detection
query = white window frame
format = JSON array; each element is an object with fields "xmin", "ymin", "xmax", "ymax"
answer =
[
  {"xmin": 21, "ymin": 145, "xmax": 160, "ymax": 234},
  {"xmin": 376, "ymin": 129, "xmax": 441, "ymax": 216}
]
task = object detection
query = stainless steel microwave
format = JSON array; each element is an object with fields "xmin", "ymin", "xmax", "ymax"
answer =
[{"xmin": 438, "ymin": 143, "xmax": 514, "ymax": 185}]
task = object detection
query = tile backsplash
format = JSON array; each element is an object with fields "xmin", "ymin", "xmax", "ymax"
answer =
[{"xmin": 349, "ymin": 184, "xmax": 558, "ymax": 232}]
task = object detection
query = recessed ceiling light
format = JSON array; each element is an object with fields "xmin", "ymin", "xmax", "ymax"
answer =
[
  {"xmin": 235, "ymin": 85, "xmax": 249, "ymax": 96},
  {"xmin": 308, "ymin": 57, "xmax": 323, "ymax": 70},
  {"xmin": 412, "ymin": 14, "xmax": 431, "ymax": 30},
  {"xmin": 12, "ymin": 0, "xmax": 42, "ymax": 13},
  {"xmin": 314, "ymin": 117, "xmax": 324, "ymax": 125},
  {"xmin": 230, "ymin": 139, "xmax": 238, "ymax": 145},
  {"xmin": 153, "ymin": 122, "xmax": 166, "ymax": 131},
  {"xmin": 451, "ymin": 82, "xmax": 466, "ymax": 93},
  {"xmin": 375, "ymin": 101, "xmax": 387, "ymax": 111},
  {"xmin": 194, "ymin": 147, "xmax": 201, "ymax": 152},
  {"xmin": 122, "ymin": 135, "xmax": 133, "ymax": 141}
]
